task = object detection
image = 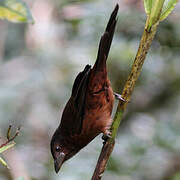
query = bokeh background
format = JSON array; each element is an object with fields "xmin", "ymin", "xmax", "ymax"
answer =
[{"xmin": 0, "ymin": 0, "xmax": 180, "ymax": 180}]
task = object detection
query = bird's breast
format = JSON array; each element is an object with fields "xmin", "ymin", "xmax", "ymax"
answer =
[{"xmin": 82, "ymin": 80, "xmax": 114, "ymax": 136}]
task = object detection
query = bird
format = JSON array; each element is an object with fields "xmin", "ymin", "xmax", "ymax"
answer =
[{"xmin": 51, "ymin": 4, "xmax": 120, "ymax": 173}]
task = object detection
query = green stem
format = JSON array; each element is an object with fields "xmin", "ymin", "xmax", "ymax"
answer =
[{"xmin": 111, "ymin": 18, "xmax": 158, "ymax": 141}]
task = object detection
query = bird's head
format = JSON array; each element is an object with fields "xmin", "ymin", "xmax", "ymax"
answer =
[
  {"xmin": 50, "ymin": 130, "xmax": 79, "ymax": 173},
  {"xmin": 50, "ymin": 137, "xmax": 65, "ymax": 173}
]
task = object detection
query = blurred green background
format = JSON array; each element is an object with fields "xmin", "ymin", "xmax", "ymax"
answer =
[{"xmin": 0, "ymin": 0, "xmax": 180, "ymax": 180}]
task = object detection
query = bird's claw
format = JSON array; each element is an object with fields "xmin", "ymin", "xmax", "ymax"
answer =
[
  {"xmin": 102, "ymin": 132, "xmax": 112, "ymax": 144},
  {"xmin": 113, "ymin": 92, "xmax": 125, "ymax": 102}
]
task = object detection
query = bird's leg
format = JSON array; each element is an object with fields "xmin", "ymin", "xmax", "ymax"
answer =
[
  {"xmin": 113, "ymin": 92, "xmax": 125, "ymax": 101},
  {"xmin": 102, "ymin": 130, "xmax": 112, "ymax": 144}
]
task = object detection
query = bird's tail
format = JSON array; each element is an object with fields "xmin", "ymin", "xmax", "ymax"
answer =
[{"xmin": 93, "ymin": 4, "xmax": 119, "ymax": 71}]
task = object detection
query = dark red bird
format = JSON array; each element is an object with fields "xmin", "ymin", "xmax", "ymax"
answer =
[{"xmin": 51, "ymin": 4, "xmax": 119, "ymax": 173}]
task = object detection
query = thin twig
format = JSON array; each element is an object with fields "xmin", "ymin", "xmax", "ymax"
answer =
[{"xmin": 0, "ymin": 125, "xmax": 21, "ymax": 149}]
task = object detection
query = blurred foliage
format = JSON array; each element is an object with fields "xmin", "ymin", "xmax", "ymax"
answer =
[
  {"xmin": 0, "ymin": 125, "xmax": 20, "ymax": 169},
  {"xmin": 0, "ymin": 0, "xmax": 180, "ymax": 180},
  {"xmin": 15, "ymin": 177, "xmax": 24, "ymax": 180},
  {"xmin": 0, "ymin": 142, "xmax": 15, "ymax": 169},
  {"xmin": 0, "ymin": 0, "xmax": 33, "ymax": 23},
  {"xmin": 0, "ymin": 156, "xmax": 9, "ymax": 169}
]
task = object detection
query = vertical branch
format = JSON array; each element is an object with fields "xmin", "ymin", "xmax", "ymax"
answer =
[{"xmin": 92, "ymin": 18, "xmax": 158, "ymax": 180}]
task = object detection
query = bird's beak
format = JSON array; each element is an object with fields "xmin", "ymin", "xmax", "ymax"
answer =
[{"xmin": 54, "ymin": 152, "xmax": 65, "ymax": 173}]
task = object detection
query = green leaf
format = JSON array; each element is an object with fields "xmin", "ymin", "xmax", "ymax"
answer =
[
  {"xmin": 160, "ymin": 0, "xmax": 178, "ymax": 21},
  {"xmin": 144, "ymin": 0, "xmax": 152, "ymax": 15},
  {"xmin": 0, "ymin": 156, "xmax": 9, "ymax": 168},
  {"xmin": 0, "ymin": 142, "xmax": 15, "ymax": 153},
  {"xmin": 0, "ymin": 0, "xmax": 34, "ymax": 23},
  {"xmin": 146, "ymin": 0, "xmax": 165, "ymax": 31},
  {"xmin": 144, "ymin": 0, "xmax": 158, "ymax": 15}
]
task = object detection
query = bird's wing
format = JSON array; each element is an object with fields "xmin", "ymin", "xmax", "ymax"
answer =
[
  {"xmin": 71, "ymin": 64, "xmax": 91, "ymax": 134},
  {"xmin": 70, "ymin": 5, "xmax": 118, "ymax": 134}
]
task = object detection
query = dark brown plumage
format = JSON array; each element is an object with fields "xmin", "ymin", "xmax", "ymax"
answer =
[{"xmin": 50, "ymin": 4, "xmax": 119, "ymax": 173}]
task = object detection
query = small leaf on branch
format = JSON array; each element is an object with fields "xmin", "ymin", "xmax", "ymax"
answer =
[
  {"xmin": 146, "ymin": 0, "xmax": 165, "ymax": 31},
  {"xmin": 144, "ymin": 0, "xmax": 178, "ymax": 31},
  {"xmin": 144, "ymin": 0, "xmax": 154, "ymax": 15},
  {"xmin": 160, "ymin": 0, "xmax": 178, "ymax": 21},
  {"xmin": 0, "ymin": 157, "xmax": 9, "ymax": 168},
  {"xmin": 0, "ymin": 142, "xmax": 15, "ymax": 154}
]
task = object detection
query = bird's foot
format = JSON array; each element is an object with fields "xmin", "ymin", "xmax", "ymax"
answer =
[
  {"xmin": 102, "ymin": 131, "xmax": 112, "ymax": 144},
  {"xmin": 113, "ymin": 92, "xmax": 125, "ymax": 101}
]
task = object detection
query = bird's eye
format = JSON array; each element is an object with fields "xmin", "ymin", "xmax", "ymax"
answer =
[{"xmin": 55, "ymin": 146, "xmax": 61, "ymax": 152}]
